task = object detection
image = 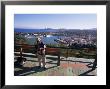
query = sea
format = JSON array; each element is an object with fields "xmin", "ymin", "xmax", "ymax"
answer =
[
  {"xmin": 25, "ymin": 35, "xmax": 65, "ymax": 45},
  {"xmin": 15, "ymin": 28, "xmax": 65, "ymax": 45}
]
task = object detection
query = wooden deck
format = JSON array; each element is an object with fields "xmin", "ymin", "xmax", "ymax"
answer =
[{"xmin": 14, "ymin": 53, "xmax": 97, "ymax": 76}]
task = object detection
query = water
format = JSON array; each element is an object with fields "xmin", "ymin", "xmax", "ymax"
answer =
[
  {"xmin": 15, "ymin": 28, "xmax": 58, "ymax": 33},
  {"xmin": 15, "ymin": 28, "xmax": 64, "ymax": 45},
  {"xmin": 25, "ymin": 35, "xmax": 65, "ymax": 45}
]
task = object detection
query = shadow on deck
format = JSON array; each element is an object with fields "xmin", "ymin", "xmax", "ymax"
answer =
[
  {"xmin": 14, "ymin": 62, "xmax": 57, "ymax": 76},
  {"xmin": 79, "ymin": 68, "xmax": 97, "ymax": 76},
  {"xmin": 14, "ymin": 52, "xmax": 96, "ymax": 76}
]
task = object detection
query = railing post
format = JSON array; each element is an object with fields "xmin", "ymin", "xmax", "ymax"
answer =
[
  {"xmin": 20, "ymin": 47, "xmax": 23, "ymax": 57},
  {"xmin": 57, "ymin": 49, "xmax": 60, "ymax": 66}
]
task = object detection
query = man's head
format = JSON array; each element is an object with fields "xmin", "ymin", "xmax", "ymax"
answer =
[{"xmin": 36, "ymin": 37, "xmax": 41, "ymax": 43}]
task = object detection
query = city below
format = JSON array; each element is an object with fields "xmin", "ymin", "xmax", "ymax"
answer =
[{"xmin": 14, "ymin": 28, "xmax": 97, "ymax": 48}]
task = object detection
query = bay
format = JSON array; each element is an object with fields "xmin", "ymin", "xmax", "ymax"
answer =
[{"xmin": 25, "ymin": 35, "xmax": 65, "ymax": 45}]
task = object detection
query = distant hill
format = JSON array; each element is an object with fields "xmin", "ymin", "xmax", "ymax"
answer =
[
  {"xmin": 14, "ymin": 28, "xmax": 97, "ymax": 33},
  {"xmin": 14, "ymin": 28, "xmax": 58, "ymax": 33}
]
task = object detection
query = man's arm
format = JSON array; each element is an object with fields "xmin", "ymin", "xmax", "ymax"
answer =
[
  {"xmin": 44, "ymin": 45, "xmax": 46, "ymax": 49},
  {"xmin": 40, "ymin": 45, "xmax": 46, "ymax": 50}
]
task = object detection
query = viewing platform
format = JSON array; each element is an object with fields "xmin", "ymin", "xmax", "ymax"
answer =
[{"xmin": 14, "ymin": 53, "xmax": 96, "ymax": 76}]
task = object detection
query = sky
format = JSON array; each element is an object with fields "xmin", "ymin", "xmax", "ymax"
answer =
[{"xmin": 14, "ymin": 14, "xmax": 97, "ymax": 29}]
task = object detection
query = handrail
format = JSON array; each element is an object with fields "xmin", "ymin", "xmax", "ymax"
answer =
[
  {"xmin": 15, "ymin": 44, "xmax": 96, "ymax": 57},
  {"xmin": 15, "ymin": 44, "xmax": 61, "ymax": 66}
]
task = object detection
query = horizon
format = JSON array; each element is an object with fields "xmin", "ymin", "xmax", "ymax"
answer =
[
  {"xmin": 14, "ymin": 27, "xmax": 97, "ymax": 30},
  {"xmin": 14, "ymin": 14, "xmax": 97, "ymax": 30}
]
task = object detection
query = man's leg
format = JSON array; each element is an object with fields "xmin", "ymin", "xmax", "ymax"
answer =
[
  {"xmin": 37, "ymin": 54, "xmax": 42, "ymax": 67},
  {"xmin": 42, "ymin": 55, "xmax": 46, "ymax": 68}
]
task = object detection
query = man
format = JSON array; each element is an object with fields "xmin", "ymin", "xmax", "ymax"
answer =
[{"xmin": 35, "ymin": 37, "xmax": 46, "ymax": 70}]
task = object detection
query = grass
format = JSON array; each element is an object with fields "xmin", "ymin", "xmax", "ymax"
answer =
[{"xmin": 59, "ymin": 48, "xmax": 96, "ymax": 59}]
